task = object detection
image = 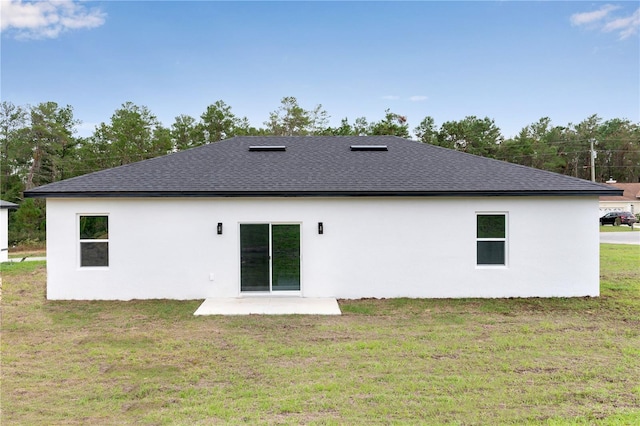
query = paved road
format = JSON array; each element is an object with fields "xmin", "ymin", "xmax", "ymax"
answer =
[{"xmin": 600, "ymin": 231, "xmax": 640, "ymax": 245}]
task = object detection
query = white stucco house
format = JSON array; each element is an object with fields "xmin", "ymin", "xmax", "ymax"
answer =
[
  {"xmin": 1, "ymin": 200, "xmax": 18, "ymax": 263},
  {"xmin": 25, "ymin": 136, "xmax": 621, "ymax": 300}
]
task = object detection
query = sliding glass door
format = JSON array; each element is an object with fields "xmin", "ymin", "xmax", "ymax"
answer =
[
  {"xmin": 240, "ymin": 224, "xmax": 300, "ymax": 293},
  {"xmin": 240, "ymin": 224, "xmax": 270, "ymax": 292}
]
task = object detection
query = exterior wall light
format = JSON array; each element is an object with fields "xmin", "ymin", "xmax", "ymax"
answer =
[
  {"xmin": 217, "ymin": 222, "xmax": 223, "ymax": 235},
  {"xmin": 318, "ymin": 222, "xmax": 323, "ymax": 234}
]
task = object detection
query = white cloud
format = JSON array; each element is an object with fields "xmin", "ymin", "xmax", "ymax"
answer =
[
  {"xmin": 603, "ymin": 8, "xmax": 640, "ymax": 39},
  {"xmin": 0, "ymin": 0, "xmax": 106, "ymax": 39},
  {"xmin": 409, "ymin": 96, "xmax": 427, "ymax": 102},
  {"xmin": 381, "ymin": 95, "xmax": 400, "ymax": 100},
  {"xmin": 570, "ymin": 4, "xmax": 639, "ymax": 40},
  {"xmin": 570, "ymin": 4, "xmax": 619, "ymax": 26}
]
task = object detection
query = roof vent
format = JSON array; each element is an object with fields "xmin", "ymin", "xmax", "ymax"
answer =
[
  {"xmin": 350, "ymin": 145, "xmax": 388, "ymax": 151},
  {"xmin": 249, "ymin": 145, "xmax": 286, "ymax": 152}
]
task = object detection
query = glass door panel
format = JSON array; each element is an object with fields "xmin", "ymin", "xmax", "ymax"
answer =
[
  {"xmin": 271, "ymin": 225, "xmax": 300, "ymax": 291},
  {"xmin": 240, "ymin": 224, "xmax": 270, "ymax": 292}
]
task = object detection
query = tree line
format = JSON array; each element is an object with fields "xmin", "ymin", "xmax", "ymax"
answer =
[{"xmin": 1, "ymin": 97, "xmax": 639, "ymax": 245}]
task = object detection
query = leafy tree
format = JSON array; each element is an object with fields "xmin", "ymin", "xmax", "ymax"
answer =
[
  {"xmin": 560, "ymin": 114, "xmax": 601, "ymax": 180},
  {"xmin": 320, "ymin": 118, "xmax": 358, "ymax": 136},
  {"xmin": 498, "ymin": 128, "xmax": 532, "ymax": 165},
  {"xmin": 436, "ymin": 116, "xmax": 502, "ymax": 157},
  {"xmin": 84, "ymin": 102, "xmax": 171, "ymax": 169},
  {"xmin": 197, "ymin": 100, "xmax": 249, "ymax": 144},
  {"xmin": 153, "ymin": 126, "xmax": 172, "ymax": 155},
  {"xmin": 526, "ymin": 117, "xmax": 566, "ymax": 172},
  {"xmin": 0, "ymin": 102, "xmax": 29, "ymax": 202},
  {"xmin": 231, "ymin": 116, "xmax": 267, "ymax": 137},
  {"xmin": 308, "ymin": 104, "xmax": 330, "ymax": 135},
  {"xmin": 497, "ymin": 117, "xmax": 566, "ymax": 174},
  {"xmin": 352, "ymin": 117, "xmax": 369, "ymax": 136},
  {"xmin": 500, "ymin": 114, "xmax": 639, "ymax": 182},
  {"xmin": 414, "ymin": 116, "xmax": 438, "ymax": 145},
  {"xmin": 25, "ymin": 102, "xmax": 80, "ymax": 189},
  {"xmin": 265, "ymin": 96, "xmax": 329, "ymax": 136},
  {"xmin": 171, "ymin": 114, "xmax": 200, "ymax": 151},
  {"xmin": 8, "ymin": 198, "xmax": 46, "ymax": 244},
  {"xmin": 368, "ymin": 109, "xmax": 410, "ymax": 138},
  {"xmin": 595, "ymin": 118, "xmax": 640, "ymax": 183}
]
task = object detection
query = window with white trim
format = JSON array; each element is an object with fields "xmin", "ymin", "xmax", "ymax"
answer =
[
  {"xmin": 79, "ymin": 215, "xmax": 109, "ymax": 267},
  {"xmin": 476, "ymin": 213, "xmax": 507, "ymax": 266}
]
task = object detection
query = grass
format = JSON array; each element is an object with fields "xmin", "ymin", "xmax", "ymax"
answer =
[
  {"xmin": 2, "ymin": 245, "xmax": 639, "ymax": 425},
  {"xmin": 599, "ymin": 225, "xmax": 639, "ymax": 232}
]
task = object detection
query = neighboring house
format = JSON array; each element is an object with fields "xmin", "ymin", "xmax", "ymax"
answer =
[
  {"xmin": 24, "ymin": 136, "xmax": 621, "ymax": 300},
  {"xmin": 0, "ymin": 200, "xmax": 18, "ymax": 262},
  {"xmin": 599, "ymin": 182, "xmax": 640, "ymax": 217}
]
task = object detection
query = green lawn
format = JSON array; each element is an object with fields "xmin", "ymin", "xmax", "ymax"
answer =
[
  {"xmin": 599, "ymin": 225, "xmax": 639, "ymax": 232},
  {"xmin": 2, "ymin": 245, "xmax": 639, "ymax": 425}
]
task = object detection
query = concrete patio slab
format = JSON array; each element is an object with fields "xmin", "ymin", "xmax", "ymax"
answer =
[{"xmin": 194, "ymin": 297, "xmax": 342, "ymax": 316}]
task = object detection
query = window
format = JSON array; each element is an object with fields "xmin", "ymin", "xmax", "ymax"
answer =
[
  {"xmin": 79, "ymin": 215, "xmax": 109, "ymax": 267},
  {"xmin": 477, "ymin": 214, "xmax": 506, "ymax": 266}
]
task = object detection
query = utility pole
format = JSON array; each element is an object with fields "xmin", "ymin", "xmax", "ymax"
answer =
[{"xmin": 590, "ymin": 138, "xmax": 596, "ymax": 182}]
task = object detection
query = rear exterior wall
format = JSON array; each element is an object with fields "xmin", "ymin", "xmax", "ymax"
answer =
[{"xmin": 45, "ymin": 196, "xmax": 600, "ymax": 300}]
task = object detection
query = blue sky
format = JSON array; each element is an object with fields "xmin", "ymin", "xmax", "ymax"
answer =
[{"xmin": 2, "ymin": 1, "xmax": 639, "ymax": 139}]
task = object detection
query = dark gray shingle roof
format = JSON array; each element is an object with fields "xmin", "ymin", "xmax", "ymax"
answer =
[
  {"xmin": 24, "ymin": 136, "xmax": 621, "ymax": 198},
  {"xmin": 0, "ymin": 200, "xmax": 19, "ymax": 209}
]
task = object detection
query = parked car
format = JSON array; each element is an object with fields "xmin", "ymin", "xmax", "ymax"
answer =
[{"xmin": 599, "ymin": 211, "xmax": 637, "ymax": 227}]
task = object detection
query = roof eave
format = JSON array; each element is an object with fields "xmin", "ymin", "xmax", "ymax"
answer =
[{"xmin": 23, "ymin": 189, "xmax": 623, "ymax": 198}]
